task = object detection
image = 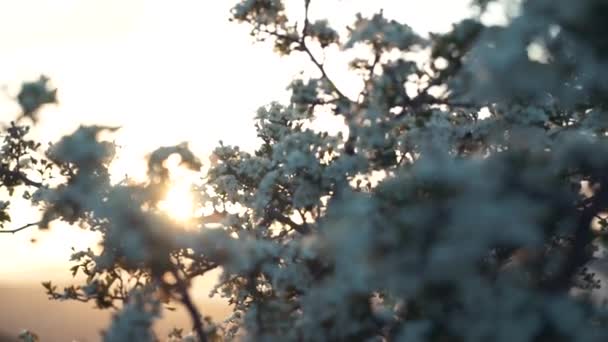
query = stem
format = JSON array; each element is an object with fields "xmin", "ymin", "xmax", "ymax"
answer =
[
  {"xmin": 542, "ymin": 190, "xmax": 607, "ymax": 292},
  {"xmin": 271, "ymin": 210, "xmax": 311, "ymax": 235},
  {"xmin": 0, "ymin": 168, "xmax": 43, "ymax": 188},
  {"xmin": 172, "ymin": 268, "xmax": 208, "ymax": 342},
  {"xmin": 0, "ymin": 221, "xmax": 39, "ymax": 234},
  {"xmin": 300, "ymin": 0, "xmax": 349, "ymax": 101}
]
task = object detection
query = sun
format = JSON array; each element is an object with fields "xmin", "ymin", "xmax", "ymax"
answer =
[
  {"xmin": 154, "ymin": 152, "xmax": 199, "ymax": 222},
  {"xmin": 158, "ymin": 182, "xmax": 195, "ymax": 222}
]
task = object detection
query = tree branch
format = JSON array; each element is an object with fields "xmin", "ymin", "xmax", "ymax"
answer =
[
  {"xmin": 299, "ymin": 0, "xmax": 350, "ymax": 102},
  {"xmin": 0, "ymin": 168, "xmax": 43, "ymax": 188},
  {"xmin": 0, "ymin": 221, "xmax": 39, "ymax": 234},
  {"xmin": 541, "ymin": 190, "xmax": 607, "ymax": 292},
  {"xmin": 270, "ymin": 210, "xmax": 311, "ymax": 235},
  {"xmin": 171, "ymin": 268, "xmax": 208, "ymax": 342}
]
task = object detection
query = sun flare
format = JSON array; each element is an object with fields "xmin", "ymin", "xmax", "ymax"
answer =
[{"xmin": 158, "ymin": 182, "xmax": 195, "ymax": 222}]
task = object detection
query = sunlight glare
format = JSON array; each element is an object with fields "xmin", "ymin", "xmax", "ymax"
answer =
[
  {"xmin": 159, "ymin": 181, "xmax": 195, "ymax": 222},
  {"xmin": 157, "ymin": 153, "xmax": 197, "ymax": 222}
]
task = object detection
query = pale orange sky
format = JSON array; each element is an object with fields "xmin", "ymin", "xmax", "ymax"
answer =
[{"xmin": 0, "ymin": 0, "xmax": 475, "ymax": 285}]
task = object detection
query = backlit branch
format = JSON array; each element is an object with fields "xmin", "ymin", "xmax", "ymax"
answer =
[{"xmin": 0, "ymin": 221, "xmax": 39, "ymax": 234}]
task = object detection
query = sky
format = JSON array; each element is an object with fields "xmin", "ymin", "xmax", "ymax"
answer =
[{"xmin": 0, "ymin": 0, "xmax": 478, "ymax": 339}]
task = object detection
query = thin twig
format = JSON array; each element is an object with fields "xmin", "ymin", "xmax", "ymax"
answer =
[
  {"xmin": 0, "ymin": 221, "xmax": 39, "ymax": 234},
  {"xmin": 299, "ymin": 0, "xmax": 350, "ymax": 101}
]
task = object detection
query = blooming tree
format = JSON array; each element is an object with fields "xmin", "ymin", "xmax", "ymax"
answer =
[{"xmin": 5, "ymin": 0, "xmax": 608, "ymax": 341}]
